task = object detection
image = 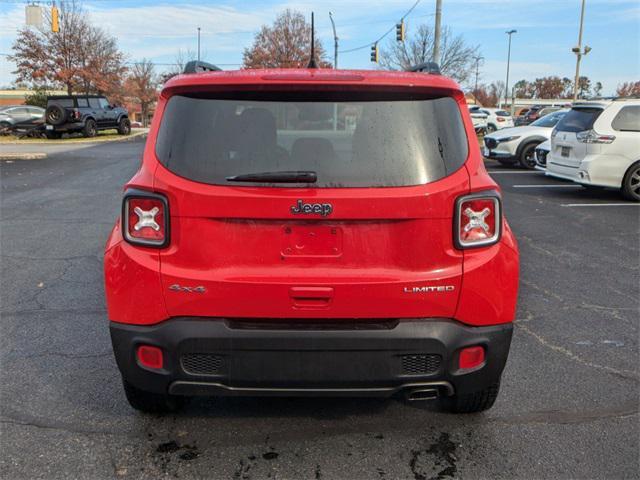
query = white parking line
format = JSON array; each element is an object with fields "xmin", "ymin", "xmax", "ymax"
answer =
[
  {"xmin": 513, "ymin": 184, "xmax": 582, "ymax": 188},
  {"xmin": 561, "ymin": 203, "xmax": 639, "ymax": 207}
]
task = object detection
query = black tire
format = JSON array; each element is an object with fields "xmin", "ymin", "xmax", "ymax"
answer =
[
  {"xmin": 518, "ymin": 143, "xmax": 538, "ymax": 169},
  {"xmin": 117, "ymin": 117, "xmax": 131, "ymax": 135},
  {"xmin": 83, "ymin": 118, "xmax": 97, "ymax": 138},
  {"xmin": 45, "ymin": 104, "xmax": 67, "ymax": 126},
  {"xmin": 122, "ymin": 380, "xmax": 186, "ymax": 414},
  {"xmin": 45, "ymin": 131, "xmax": 62, "ymax": 140},
  {"xmin": 621, "ymin": 161, "xmax": 640, "ymax": 202},
  {"xmin": 486, "ymin": 124, "xmax": 497, "ymax": 133},
  {"xmin": 441, "ymin": 381, "xmax": 501, "ymax": 414}
]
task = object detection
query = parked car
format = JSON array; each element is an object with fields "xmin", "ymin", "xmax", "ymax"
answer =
[
  {"xmin": 470, "ymin": 106, "xmax": 514, "ymax": 132},
  {"xmin": 468, "ymin": 106, "xmax": 488, "ymax": 134},
  {"xmin": 483, "ymin": 109, "xmax": 569, "ymax": 169},
  {"xmin": 534, "ymin": 139, "xmax": 550, "ymax": 171},
  {"xmin": 104, "ymin": 63, "xmax": 519, "ymax": 414},
  {"xmin": 44, "ymin": 95, "xmax": 130, "ymax": 139},
  {"xmin": 0, "ymin": 105, "xmax": 44, "ymax": 132},
  {"xmin": 538, "ymin": 106, "xmax": 562, "ymax": 118},
  {"xmin": 546, "ymin": 99, "xmax": 640, "ymax": 201}
]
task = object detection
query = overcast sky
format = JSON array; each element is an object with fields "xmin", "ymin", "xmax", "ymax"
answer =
[{"xmin": 1, "ymin": 0, "xmax": 639, "ymax": 95}]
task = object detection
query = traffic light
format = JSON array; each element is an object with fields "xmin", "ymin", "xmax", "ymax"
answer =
[
  {"xmin": 51, "ymin": 5, "xmax": 59, "ymax": 33},
  {"xmin": 396, "ymin": 21, "xmax": 405, "ymax": 42},
  {"xmin": 370, "ymin": 43, "xmax": 378, "ymax": 63}
]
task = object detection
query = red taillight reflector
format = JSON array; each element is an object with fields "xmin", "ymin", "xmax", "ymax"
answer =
[
  {"xmin": 123, "ymin": 192, "xmax": 169, "ymax": 247},
  {"xmin": 137, "ymin": 345, "xmax": 163, "ymax": 369},
  {"xmin": 497, "ymin": 117, "xmax": 505, "ymax": 122},
  {"xmin": 455, "ymin": 193, "xmax": 501, "ymax": 248},
  {"xmin": 459, "ymin": 346, "xmax": 485, "ymax": 370}
]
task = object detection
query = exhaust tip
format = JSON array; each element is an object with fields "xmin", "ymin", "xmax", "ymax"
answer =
[{"xmin": 405, "ymin": 388, "xmax": 439, "ymax": 402}]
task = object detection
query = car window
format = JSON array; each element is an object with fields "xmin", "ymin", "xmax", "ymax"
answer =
[
  {"xmin": 555, "ymin": 107, "xmax": 603, "ymax": 132},
  {"xmin": 88, "ymin": 98, "xmax": 100, "ymax": 109},
  {"xmin": 77, "ymin": 98, "xmax": 89, "ymax": 108},
  {"xmin": 49, "ymin": 98, "xmax": 74, "ymax": 108},
  {"xmin": 531, "ymin": 111, "xmax": 566, "ymax": 128},
  {"xmin": 495, "ymin": 110, "xmax": 510, "ymax": 116},
  {"xmin": 98, "ymin": 98, "xmax": 110, "ymax": 109},
  {"xmin": 156, "ymin": 94, "xmax": 469, "ymax": 188},
  {"xmin": 611, "ymin": 105, "xmax": 640, "ymax": 132}
]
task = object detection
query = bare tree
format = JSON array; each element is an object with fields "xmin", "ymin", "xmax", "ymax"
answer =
[
  {"xmin": 380, "ymin": 24, "xmax": 479, "ymax": 84},
  {"xmin": 160, "ymin": 49, "xmax": 197, "ymax": 82},
  {"xmin": 243, "ymin": 9, "xmax": 331, "ymax": 68},
  {"xmin": 9, "ymin": 0, "xmax": 126, "ymax": 98},
  {"xmin": 125, "ymin": 59, "xmax": 158, "ymax": 126}
]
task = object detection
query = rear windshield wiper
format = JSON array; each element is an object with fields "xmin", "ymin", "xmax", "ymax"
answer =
[{"xmin": 226, "ymin": 171, "xmax": 317, "ymax": 183}]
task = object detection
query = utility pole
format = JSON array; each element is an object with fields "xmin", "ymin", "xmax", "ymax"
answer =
[
  {"xmin": 197, "ymin": 27, "xmax": 201, "ymax": 63},
  {"xmin": 572, "ymin": 0, "xmax": 591, "ymax": 100},
  {"xmin": 504, "ymin": 30, "xmax": 517, "ymax": 109},
  {"xmin": 433, "ymin": 0, "xmax": 442, "ymax": 64},
  {"xmin": 473, "ymin": 55, "xmax": 484, "ymax": 94},
  {"xmin": 329, "ymin": 12, "xmax": 338, "ymax": 69}
]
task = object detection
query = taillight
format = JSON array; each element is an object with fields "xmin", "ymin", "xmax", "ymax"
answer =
[
  {"xmin": 455, "ymin": 192, "xmax": 501, "ymax": 249},
  {"xmin": 576, "ymin": 129, "xmax": 616, "ymax": 144},
  {"xmin": 122, "ymin": 190, "xmax": 169, "ymax": 247},
  {"xmin": 73, "ymin": 109, "xmax": 80, "ymax": 120},
  {"xmin": 497, "ymin": 117, "xmax": 505, "ymax": 122}
]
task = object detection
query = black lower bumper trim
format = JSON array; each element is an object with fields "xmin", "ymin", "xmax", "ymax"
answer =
[{"xmin": 110, "ymin": 317, "xmax": 513, "ymax": 398}]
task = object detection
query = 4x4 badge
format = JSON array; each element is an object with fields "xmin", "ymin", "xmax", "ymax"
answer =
[{"xmin": 290, "ymin": 200, "xmax": 333, "ymax": 217}]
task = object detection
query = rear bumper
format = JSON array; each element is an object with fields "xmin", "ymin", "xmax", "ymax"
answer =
[{"xmin": 110, "ymin": 317, "xmax": 513, "ymax": 398}]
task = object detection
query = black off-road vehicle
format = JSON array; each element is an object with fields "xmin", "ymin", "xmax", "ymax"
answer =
[{"xmin": 44, "ymin": 95, "xmax": 130, "ymax": 139}]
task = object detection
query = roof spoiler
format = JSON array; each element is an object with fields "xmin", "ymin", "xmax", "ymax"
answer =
[
  {"xmin": 406, "ymin": 62, "xmax": 441, "ymax": 75},
  {"xmin": 183, "ymin": 61, "xmax": 222, "ymax": 74}
]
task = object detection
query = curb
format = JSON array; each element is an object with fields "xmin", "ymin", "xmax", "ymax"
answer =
[
  {"xmin": 0, "ymin": 153, "xmax": 47, "ymax": 161},
  {"xmin": 0, "ymin": 129, "xmax": 148, "ymax": 145}
]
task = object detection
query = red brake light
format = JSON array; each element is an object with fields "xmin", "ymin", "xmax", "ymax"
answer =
[
  {"xmin": 123, "ymin": 191, "xmax": 169, "ymax": 247},
  {"xmin": 497, "ymin": 117, "xmax": 505, "ymax": 122},
  {"xmin": 137, "ymin": 345, "xmax": 163, "ymax": 369},
  {"xmin": 459, "ymin": 346, "xmax": 485, "ymax": 370},
  {"xmin": 455, "ymin": 193, "xmax": 501, "ymax": 248}
]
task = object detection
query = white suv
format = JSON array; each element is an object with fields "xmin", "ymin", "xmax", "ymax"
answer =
[
  {"xmin": 483, "ymin": 110, "xmax": 568, "ymax": 169},
  {"xmin": 546, "ymin": 99, "xmax": 640, "ymax": 201},
  {"xmin": 470, "ymin": 106, "xmax": 514, "ymax": 132}
]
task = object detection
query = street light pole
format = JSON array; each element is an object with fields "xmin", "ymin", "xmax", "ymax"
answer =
[
  {"xmin": 573, "ymin": 0, "xmax": 588, "ymax": 100},
  {"xmin": 504, "ymin": 30, "xmax": 517, "ymax": 109},
  {"xmin": 329, "ymin": 12, "xmax": 338, "ymax": 69},
  {"xmin": 197, "ymin": 27, "xmax": 201, "ymax": 64},
  {"xmin": 433, "ymin": 0, "xmax": 442, "ymax": 64},
  {"xmin": 473, "ymin": 55, "xmax": 484, "ymax": 94}
]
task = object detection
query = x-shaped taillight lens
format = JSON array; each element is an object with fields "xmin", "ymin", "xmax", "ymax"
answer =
[
  {"xmin": 123, "ymin": 193, "xmax": 168, "ymax": 247},
  {"xmin": 456, "ymin": 194, "xmax": 501, "ymax": 248}
]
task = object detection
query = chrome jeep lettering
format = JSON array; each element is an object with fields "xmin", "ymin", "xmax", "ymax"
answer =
[{"xmin": 291, "ymin": 200, "xmax": 333, "ymax": 217}]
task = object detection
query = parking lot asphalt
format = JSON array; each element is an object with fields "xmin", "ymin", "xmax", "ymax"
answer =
[{"xmin": 1, "ymin": 139, "xmax": 638, "ymax": 480}]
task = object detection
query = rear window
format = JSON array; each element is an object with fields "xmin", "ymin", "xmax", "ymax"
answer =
[
  {"xmin": 555, "ymin": 107, "xmax": 603, "ymax": 132},
  {"xmin": 155, "ymin": 95, "xmax": 468, "ymax": 188},
  {"xmin": 495, "ymin": 110, "xmax": 510, "ymax": 117},
  {"xmin": 611, "ymin": 105, "xmax": 640, "ymax": 132}
]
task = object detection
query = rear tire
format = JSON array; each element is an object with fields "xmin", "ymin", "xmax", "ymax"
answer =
[
  {"xmin": 83, "ymin": 119, "xmax": 97, "ymax": 138},
  {"xmin": 122, "ymin": 380, "xmax": 186, "ymax": 414},
  {"xmin": 45, "ymin": 104, "xmax": 67, "ymax": 126},
  {"xmin": 117, "ymin": 117, "xmax": 131, "ymax": 135},
  {"xmin": 621, "ymin": 161, "xmax": 640, "ymax": 202},
  {"xmin": 441, "ymin": 381, "xmax": 501, "ymax": 413},
  {"xmin": 518, "ymin": 143, "xmax": 538, "ymax": 169}
]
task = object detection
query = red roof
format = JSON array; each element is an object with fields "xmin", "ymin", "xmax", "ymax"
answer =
[{"xmin": 163, "ymin": 68, "xmax": 461, "ymax": 95}]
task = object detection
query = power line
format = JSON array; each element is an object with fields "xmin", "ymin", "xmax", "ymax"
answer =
[{"xmin": 338, "ymin": 0, "xmax": 423, "ymax": 54}]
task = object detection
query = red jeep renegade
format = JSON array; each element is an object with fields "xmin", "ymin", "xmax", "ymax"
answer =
[{"xmin": 104, "ymin": 62, "xmax": 519, "ymax": 414}]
